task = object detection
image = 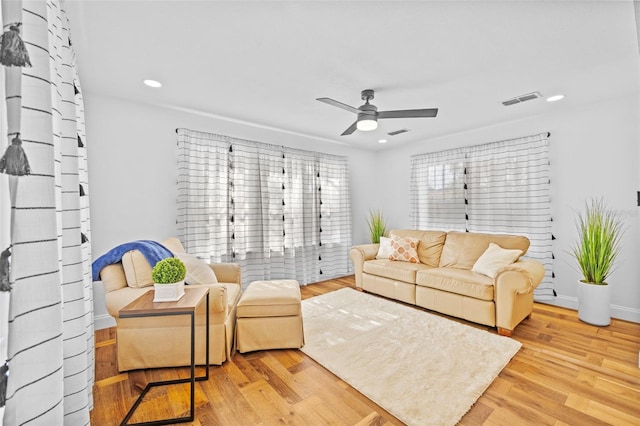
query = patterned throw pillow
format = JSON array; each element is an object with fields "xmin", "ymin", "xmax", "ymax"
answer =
[{"xmin": 389, "ymin": 236, "xmax": 420, "ymax": 263}]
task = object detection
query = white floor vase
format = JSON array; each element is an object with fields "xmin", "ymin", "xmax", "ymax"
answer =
[{"xmin": 577, "ymin": 280, "xmax": 611, "ymax": 326}]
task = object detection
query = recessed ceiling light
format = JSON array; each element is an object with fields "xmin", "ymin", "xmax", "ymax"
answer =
[
  {"xmin": 546, "ymin": 94, "xmax": 564, "ymax": 102},
  {"xmin": 378, "ymin": 139, "xmax": 387, "ymax": 144},
  {"xmin": 143, "ymin": 79, "xmax": 162, "ymax": 88}
]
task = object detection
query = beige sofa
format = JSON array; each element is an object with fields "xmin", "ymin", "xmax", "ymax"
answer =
[
  {"xmin": 99, "ymin": 238, "xmax": 242, "ymax": 372},
  {"xmin": 349, "ymin": 230, "xmax": 545, "ymax": 336}
]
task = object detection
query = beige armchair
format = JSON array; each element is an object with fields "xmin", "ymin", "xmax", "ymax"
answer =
[{"xmin": 98, "ymin": 238, "xmax": 242, "ymax": 372}]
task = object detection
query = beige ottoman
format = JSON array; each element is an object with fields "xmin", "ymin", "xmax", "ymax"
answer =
[{"xmin": 236, "ymin": 279, "xmax": 304, "ymax": 353}]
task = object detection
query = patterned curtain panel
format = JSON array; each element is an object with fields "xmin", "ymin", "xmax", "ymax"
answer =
[
  {"xmin": 464, "ymin": 134, "xmax": 554, "ymax": 300},
  {"xmin": 0, "ymin": 1, "xmax": 93, "ymax": 424},
  {"xmin": 177, "ymin": 129, "xmax": 353, "ymax": 288},
  {"xmin": 409, "ymin": 133, "xmax": 554, "ymax": 301}
]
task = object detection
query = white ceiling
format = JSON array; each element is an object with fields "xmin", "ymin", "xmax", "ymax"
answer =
[{"xmin": 65, "ymin": 0, "xmax": 640, "ymax": 150}]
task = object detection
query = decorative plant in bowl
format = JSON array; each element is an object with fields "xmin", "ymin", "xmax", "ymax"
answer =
[
  {"xmin": 151, "ymin": 257, "xmax": 187, "ymax": 302},
  {"xmin": 570, "ymin": 198, "xmax": 624, "ymax": 326},
  {"xmin": 367, "ymin": 209, "xmax": 387, "ymax": 244}
]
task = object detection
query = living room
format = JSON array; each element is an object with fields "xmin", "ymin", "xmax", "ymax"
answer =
[{"xmin": 0, "ymin": 0, "xmax": 639, "ymax": 425}]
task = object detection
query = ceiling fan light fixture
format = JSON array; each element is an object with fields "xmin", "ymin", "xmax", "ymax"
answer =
[
  {"xmin": 356, "ymin": 113, "xmax": 377, "ymax": 131},
  {"xmin": 357, "ymin": 119, "xmax": 377, "ymax": 131}
]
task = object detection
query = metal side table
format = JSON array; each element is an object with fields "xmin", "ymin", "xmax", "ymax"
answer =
[{"xmin": 119, "ymin": 287, "xmax": 209, "ymax": 426}]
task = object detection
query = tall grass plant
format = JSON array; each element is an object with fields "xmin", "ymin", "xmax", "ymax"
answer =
[
  {"xmin": 367, "ymin": 209, "xmax": 387, "ymax": 244},
  {"xmin": 570, "ymin": 199, "xmax": 623, "ymax": 285}
]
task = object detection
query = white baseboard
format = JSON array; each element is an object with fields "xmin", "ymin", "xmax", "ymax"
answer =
[
  {"xmin": 539, "ymin": 295, "xmax": 640, "ymax": 324},
  {"xmin": 95, "ymin": 314, "xmax": 116, "ymax": 330}
]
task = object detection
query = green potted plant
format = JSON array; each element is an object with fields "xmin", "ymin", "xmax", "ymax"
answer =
[
  {"xmin": 367, "ymin": 209, "xmax": 387, "ymax": 244},
  {"xmin": 151, "ymin": 257, "xmax": 187, "ymax": 302},
  {"xmin": 570, "ymin": 198, "xmax": 623, "ymax": 326}
]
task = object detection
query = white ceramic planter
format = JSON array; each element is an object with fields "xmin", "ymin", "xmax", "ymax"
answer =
[
  {"xmin": 153, "ymin": 280, "xmax": 185, "ymax": 302},
  {"xmin": 577, "ymin": 280, "xmax": 610, "ymax": 326}
]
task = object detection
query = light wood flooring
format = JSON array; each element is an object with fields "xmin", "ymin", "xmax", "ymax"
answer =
[{"xmin": 91, "ymin": 276, "xmax": 640, "ymax": 425}]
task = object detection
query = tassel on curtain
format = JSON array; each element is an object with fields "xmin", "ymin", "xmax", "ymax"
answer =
[
  {"xmin": 0, "ymin": 22, "xmax": 31, "ymax": 67},
  {"xmin": 0, "ymin": 362, "xmax": 7, "ymax": 407},
  {"xmin": 0, "ymin": 133, "xmax": 30, "ymax": 176},
  {"xmin": 0, "ymin": 246, "xmax": 10, "ymax": 292}
]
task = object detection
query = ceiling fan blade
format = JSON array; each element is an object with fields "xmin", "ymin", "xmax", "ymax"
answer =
[
  {"xmin": 341, "ymin": 121, "xmax": 358, "ymax": 136},
  {"xmin": 378, "ymin": 108, "xmax": 438, "ymax": 119},
  {"xmin": 317, "ymin": 97, "xmax": 359, "ymax": 114}
]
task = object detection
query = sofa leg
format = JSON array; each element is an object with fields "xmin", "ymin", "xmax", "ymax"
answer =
[
  {"xmin": 355, "ymin": 287, "xmax": 364, "ymax": 292},
  {"xmin": 497, "ymin": 327, "xmax": 513, "ymax": 337}
]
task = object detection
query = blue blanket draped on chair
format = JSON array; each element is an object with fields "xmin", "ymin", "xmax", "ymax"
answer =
[{"xmin": 91, "ymin": 240, "xmax": 174, "ymax": 281}]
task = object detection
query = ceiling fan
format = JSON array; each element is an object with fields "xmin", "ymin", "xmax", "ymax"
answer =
[{"xmin": 316, "ymin": 89, "xmax": 438, "ymax": 136}]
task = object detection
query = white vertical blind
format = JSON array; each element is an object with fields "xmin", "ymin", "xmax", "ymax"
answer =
[
  {"xmin": 409, "ymin": 133, "xmax": 554, "ymax": 300},
  {"xmin": 177, "ymin": 129, "xmax": 352, "ymax": 287}
]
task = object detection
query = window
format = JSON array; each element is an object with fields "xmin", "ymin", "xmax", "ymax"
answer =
[{"xmin": 410, "ymin": 148, "xmax": 467, "ymax": 231}]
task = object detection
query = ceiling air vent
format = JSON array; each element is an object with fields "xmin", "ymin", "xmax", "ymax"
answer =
[
  {"xmin": 502, "ymin": 92, "xmax": 542, "ymax": 106},
  {"xmin": 388, "ymin": 129, "xmax": 409, "ymax": 136}
]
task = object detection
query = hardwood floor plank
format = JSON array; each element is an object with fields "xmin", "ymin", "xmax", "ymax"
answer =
[
  {"xmin": 565, "ymin": 393, "xmax": 640, "ymax": 426},
  {"xmin": 90, "ymin": 275, "xmax": 640, "ymax": 425},
  {"xmin": 246, "ymin": 354, "xmax": 304, "ymax": 404}
]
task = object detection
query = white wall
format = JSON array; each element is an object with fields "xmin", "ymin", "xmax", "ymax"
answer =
[
  {"xmin": 86, "ymin": 94, "xmax": 377, "ymax": 328},
  {"xmin": 373, "ymin": 93, "xmax": 640, "ymax": 322}
]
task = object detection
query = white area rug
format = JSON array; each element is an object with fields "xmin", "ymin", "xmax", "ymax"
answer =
[{"xmin": 300, "ymin": 288, "xmax": 522, "ymax": 426}]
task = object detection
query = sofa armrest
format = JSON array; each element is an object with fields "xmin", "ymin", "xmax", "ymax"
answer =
[
  {"xmin": 497, "ymin": 259, "xmax": 545, "ymax": 294},
  {"xmin": 184, "ymin": 283, "xmax": 228, "ymax": 313},
  {"xmin": 349, "ymin": 244, "xmax": 379, "ymax": 288},
  {"xmin": 494, "ymin": 259, "xmax": 545, "ymax": 333},
  {"xmin": 209, "ymin": 263, "xmax": 241, "ymax": 285}
]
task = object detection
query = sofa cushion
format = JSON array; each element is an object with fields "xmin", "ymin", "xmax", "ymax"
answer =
[
  {"xmin": 122, "ymin": 238, "xmax": 189, "ymax": 288},
  {"xmin": 471, "ymin": 243, "xmax": 523, "ymax": 278},
  {"xmin": 174, "ymin": 252, "xmax": 219, "ymax": 285},
  {"xmin": 162, "ymin": 237, "xmax": 186, "ymax": 254},
  {"xmin": 389, "ymin": 229, "xmax": 446, "ymax": 267},
  {"xmin": 122, "ymin": 250, "xmax": 155, "ymax": 288},
  {"xmin": 416, "ymin": 267, "xmax": 495, "ymax": 301},
  {"xmin": 389, "ymin": 235, "xmax": 420, "ymax": 263},
  {"xmin": 439, "ymin": 231, "xmax": 530, "ymax": 270},
  {"xmin": 363, "ymin": 259, "xmax": 433, "ymax": 284},
  {"xmin": 237, "ymin": 280, "xmax": 301, "ymax": 318}
]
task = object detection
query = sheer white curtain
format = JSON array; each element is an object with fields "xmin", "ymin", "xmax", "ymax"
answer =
[
  {"xmin": 409, "ymin": 133, "xmax": 553, "ymax": 300},
  {"xmin": 177, "ymin": 130, "xmax": 230, "ymax": 261},
  {"xmin": 1, "ymin": 1, "xmax": 93, "ymax": 424},
  {"xmin": 410, "ymin": 148, "xmax": 467, "ymax": 231},
  {"xmin": 177, "ymin": 129, "xmax": 352, "ymax": 287},
  {"xmin": 0, "ymin": 4, "xmax": 8, "ymax": 421},
  {"xmin": 283, "ymin": 150, "xmax": 320, "ymax": 282},
  {"xmin": 465, "ymin": 133, "xmax": 553, "ymax": 299},
  {"xmin": 316, "ymin": 154, "xmax": 352, "ymax": 278}
]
